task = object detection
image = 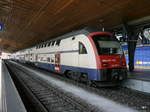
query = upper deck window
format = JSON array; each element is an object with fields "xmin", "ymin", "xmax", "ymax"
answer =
[
  {"xmin": 48, "ymin": 42, "xmax": 51, "ymax": 46},
  {"xmin": 44, "ymin": 43, "xmax": 47, "ymax": 47},
  {"xmin": 56, "ymin": 40, "xmax": 61, "ymax": 46},
  {"xmin": 51, "ymin": 41, "xmax": 55, "ymax": 46},
  {"xmin": 41, "ymin": 44, "xmax": 44, "ymax": 48}
]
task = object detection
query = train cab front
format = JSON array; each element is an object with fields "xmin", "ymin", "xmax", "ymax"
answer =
[{"xmin": 88, "ymin": 32, "xmax": 127, "ymax": 85}]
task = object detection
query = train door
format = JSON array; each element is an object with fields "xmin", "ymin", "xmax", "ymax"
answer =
[{"xmin": 54, "ymin": 53, "xmax": 61, "ymax": 72}]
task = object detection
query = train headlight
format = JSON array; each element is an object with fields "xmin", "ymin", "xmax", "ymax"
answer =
[
  {"xmin": 122, "ymin": 62, "xmax": 126, "ymax": 66},
  {"xmin": 102, "ymin": 62, "xmax": 109, "ymax": 67}
]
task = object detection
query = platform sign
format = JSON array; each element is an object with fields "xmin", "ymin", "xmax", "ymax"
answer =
[{"xmin": 0, "ymin": 24, "xmax": 4, "ymax": 31}]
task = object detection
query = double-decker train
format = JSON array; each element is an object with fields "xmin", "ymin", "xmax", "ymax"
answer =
[{"xmin": 11, "ymin": 28, "xmax": 127, "ymax": 86}]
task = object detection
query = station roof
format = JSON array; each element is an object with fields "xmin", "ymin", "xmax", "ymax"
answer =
[{"xmin": 0, "ymin": 0, "xmax": 150, "ymax": 52}]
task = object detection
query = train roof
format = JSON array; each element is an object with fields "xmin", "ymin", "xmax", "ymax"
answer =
[
  {"xmin": 14, "ymin": 27, "xmax": 110, "ymax": 53},
  {"xmin": 36, "ymin": 27, "xmax": 109, "ymax": 44}
]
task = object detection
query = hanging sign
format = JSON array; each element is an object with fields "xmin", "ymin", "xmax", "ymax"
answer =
[{"xmin": 0, "ymin": 24, "xmax": 4, "ymax": 31}]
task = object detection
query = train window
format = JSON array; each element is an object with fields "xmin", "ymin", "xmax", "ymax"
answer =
[
  {"xmin": 46, "ymin": 42, "xmax": 49, "ymax": 47},
  {"xmin": 92, "ymin": 35, "xmax": 117, "ymax": 41},
  {"xmin": 56, "ymin": 40, "xmax": 61, "ymax": 46},
  {"xmin": 51, "ymin": 59, "xmax": 54, "ymax": 63},
  {"xmin": 43, "ymin": 44, "xmax": 45, "ymax": 47},
  {"xmin": 45, "ymin": 43, "xmax": 48, "ymax": 47},
  {"xmin": 44, "ymin": 43, "xmax": 47, "ymax": 47},
  {"xmin": 72, "ymin": 37, "xmax": 75, "ymax": 40},
  {"xmin": 47, "ymin": 57, "xmax": 50, "ymax": 62},
  {"xmin": 92, "ymin": 35, "xmax": 123, "ymax": 55},
  {"xmin": 51, "ymin": 41, "xmax": 55, "ymax": 46},
  {"xmin": 48, "ymin": 42, "xmax": 51, "ymax": 46},
  {"xmin": 79, "ymin": 42, "xmax": 87, "ymax": 54}
]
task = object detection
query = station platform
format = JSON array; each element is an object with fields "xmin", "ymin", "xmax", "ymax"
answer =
[
  {"xmin": 122, "ymin": 68, "xmax": 150, "ymax": 94},
  {"xmin": 128, "ymin": 68, "xmax": 150, "ymax": 81},
  {"xmin": 0, "ymin": 59, "xmax": 27, "ymax": 112}
]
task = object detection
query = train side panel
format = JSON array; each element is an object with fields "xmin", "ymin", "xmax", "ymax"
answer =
[
  {"xmin": 60, "ymin": 34, "xmax": 98, "ymax": 80},
  {"xmin": 33, "ymin": 34, "xmax": 98, "ymax": 80}
]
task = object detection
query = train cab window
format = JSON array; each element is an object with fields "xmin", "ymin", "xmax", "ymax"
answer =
[
  {"xmin": 79, "ymin": 42, "xmax": 87, "ymax": 54},
  {"xmin": 92, "ymin": 35, "xmax": 123, "ymax": 55}
]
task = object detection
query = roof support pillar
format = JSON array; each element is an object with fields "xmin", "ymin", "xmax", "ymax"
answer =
[{"xmin": 123, "ymin": 24, "xmax": 139, "ymax": 72}]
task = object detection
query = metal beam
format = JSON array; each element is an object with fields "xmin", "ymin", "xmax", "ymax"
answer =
[{"xmin": 123, "ymin": 24, "xmax": 140, "ymax": 72}]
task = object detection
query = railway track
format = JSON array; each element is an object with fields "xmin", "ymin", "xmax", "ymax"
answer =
[
  {"xmin": 6, "ymin": 61, "xmax": 99, "ymax": 112},
  {"xmin": 22, "ymin": 63, "xmax": 150, "ymax": 112},
  {"xmin": 6, "ymin": 61, "xmax": 150, "ymax": 112}
]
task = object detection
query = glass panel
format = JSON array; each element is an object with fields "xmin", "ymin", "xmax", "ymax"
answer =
[
  {"xmin": 92, "ymin": 35, "xmax": 123, "ymax": 55},
  {"xmin": 79, "ymin": 42, "xmax": 87, "ymax": 54}
]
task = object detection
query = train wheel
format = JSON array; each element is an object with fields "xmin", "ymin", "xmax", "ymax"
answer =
[
  {"xmin": 73, "ymin": 72, "xmax": 81, "ymax": 81},
  {"xmin": 65, "ymin": 70, "xmax": 73, "ymax": 78},
  {"xmin": 86, "ymin": 80, "xmax": 92, "ymax": 86},
  {"xmin": 80, "ymin": 73, "xmax": 92, "ymax": 86},
  {"xmin": 68, "ymin": 71, "xmax": 81, "ymax": 81}
]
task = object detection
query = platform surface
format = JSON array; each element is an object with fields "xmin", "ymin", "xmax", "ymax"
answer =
[
  {"xmin": 122, "ymin": 68, "xmax": 150, "ymax": 94},
  {"xmin": 0, "ymin": 60, "xmax": 27, "ymax": 112},
  {"xmin": 128, "ymin": 68, "xmax": 150, "ymax": 81}
]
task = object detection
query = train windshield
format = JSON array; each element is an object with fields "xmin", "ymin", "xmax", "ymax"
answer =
[{"xmin": 92, "ymin": 35, "xmax": 123, "ymax": 55}]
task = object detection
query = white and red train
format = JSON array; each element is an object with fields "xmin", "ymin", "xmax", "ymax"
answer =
[{"xmin": 11, "ymin": 28, "xmax": 127, "ymax": 86}]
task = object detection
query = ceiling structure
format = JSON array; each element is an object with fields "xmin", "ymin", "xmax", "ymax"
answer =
[{"xmin": 0, "ymin": 0, "xmax": 150, "ymax": 52}]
